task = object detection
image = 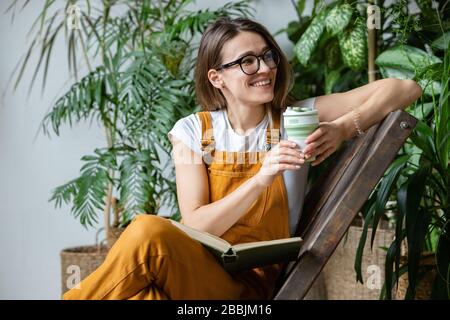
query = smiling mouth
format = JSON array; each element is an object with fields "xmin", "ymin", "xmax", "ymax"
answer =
[{"xmin": 250, "ymin": 79, "xmax": 272, "ymax": 87}]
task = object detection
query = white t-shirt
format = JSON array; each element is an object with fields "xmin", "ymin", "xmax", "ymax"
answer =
[{"xmin": 168, "ymin": 97, "xmax": 316, "ymax": 236}]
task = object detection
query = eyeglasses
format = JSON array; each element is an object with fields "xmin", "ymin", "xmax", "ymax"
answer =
[{"xmin": 216, "ymin": 48, "xmax": 280, "ymax": 75}]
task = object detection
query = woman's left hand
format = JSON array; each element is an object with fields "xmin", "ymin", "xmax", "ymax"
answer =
[{"xmin": 302, "ymin": 121, "xmax": 346, "ymax": 166}]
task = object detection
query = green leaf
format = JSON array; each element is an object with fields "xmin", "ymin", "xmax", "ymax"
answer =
[
  {"xmin": 379, "ymin": 66, "xmax": 414, "ymax": 80},
  {"xmin": 417, "ymin": 78, "xmax": 442, "ymax": 96},
  {"xmin": 436, "ymin": 45, "xmax": 450, "ymax": 173},
  {"xmin": 295, "ymin": 0, "xmax": 306, "ymax": 17},
  {"xmin": 354, "ymin": 199, "xmax": 376, "ymax": 284},
  {"xmin": 381, "ymin": 253, "xmax": 408, "ymax": 300},
  {"xmin": 393, "ymin": 202, "xmax": 406, "ymax": 296},
  {"xmin": 293, "ymin": 9, "xmax": 328, "ymax": 66},
  {"xmin": 378, "ymin": 65, "xmax": 441, "ymax": 96},
  {"xmin": 279, "ymin": 18, "xmax": 312, "ymax": 44},
  {"xmin": 371, "ymin": 155, "xmax": 410, "ymax": 249},
  {"xmin": 432, "ymin": 222, "xmax": 450, "ymax": 299},
  {"xmin": 325, "ymin": 39, "xmax": 341, "ymax": 69},
  {"xmin": 407, "ymin": 102, "xmax": 434, "ymax": 121},
  {"xmin": 325, "ymin": 69, "xmax": 340, "ymax": 94},
  {"xmin": 406, "ymin": 210, "xmax": 432, "ymax": 299},
  {"xmin": 409, "ymin": 121, "xmax": 436, "ymax": 159},
  {"xmin": 432, "ymin": 31, "xmax": 450, "ymax": 51},
  {"xmin": 338, "ymin": 18, "xmax": 367, "ymax": 71},
  {"xmin": 384, "ymin": 232, "xmax": 406, "ymax": 300},
  {"xmin": 118, "ymin": 150, "xmax": 165, "ymax": 220},
  {"xmin": 41, "ymin": 67, "xmax": 109, "ymax": 137},
  {"xmin": 51, "ymin": 148, "xmax": 118, "ymax": 228},
  {"xmin": 397, "ymin": 163, "xmax": 431, "ymax": 298},
  {"xmin": 375, "ymin": 45, "xmax": 441, "ymax": 72},
  {"xmin": 325, "ymin": 4, "xmax": 353, "ymax": 36}
]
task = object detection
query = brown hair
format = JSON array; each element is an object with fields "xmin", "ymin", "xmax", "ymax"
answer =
[{"xmin": 194, "ymin": 17, "xmax": 295, "ymax": 114}]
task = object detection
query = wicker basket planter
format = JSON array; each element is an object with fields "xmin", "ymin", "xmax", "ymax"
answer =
[
  {"xmin": 60, "ymin": 225, "xmax": 127, "ymax": 295},
  {"xmin": 395, "ymin": 252, "xmax": 436, "ymax": 300},
  {"xmin": 60, "ymin": 227, "xmax": 124, "ymax": 294},
  {"xmin": 319, "ymin": 217, "xmax": 395, "ymax": 300},
  {"xmin": 60, "ymin": 245, "xmax": 109, "ymax": 295},
  {"xmin": 107, "ymin": 226, "xmax": 125, "ymax": 248}
]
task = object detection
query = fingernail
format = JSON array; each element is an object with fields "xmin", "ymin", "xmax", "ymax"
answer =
[
  {"xmin": 291, "ymin": 142, "xmax": 296, "ymax": 147},
  {"xmin": 305, "ymin": 154, "xmax": 310, "ymax": 159},
  {"xmin": 295, "ymin": 165, "xmax": 301, "ymax": 169}
]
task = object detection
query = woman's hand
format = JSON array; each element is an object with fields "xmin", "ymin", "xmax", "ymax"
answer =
[
  {"xmin": 255, "ymin": 140, "xmax": 305, "ymax": 187},
  {"xmin": 303, "ymin": 121, "xmax": 346, "ymax": 166}
]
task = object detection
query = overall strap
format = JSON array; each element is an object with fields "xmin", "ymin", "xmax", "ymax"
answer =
[
  {"xmin": 265, "ymin": 109, "xmax": 281, "ymax": 151},
  {"xmin": 197, "ymin": 111, "xmax": 215, "ymax": 154}
]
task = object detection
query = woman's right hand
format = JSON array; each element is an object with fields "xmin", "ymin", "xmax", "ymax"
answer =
[{"xmin": 255, "ymin": 140, "xmax": 305, "ymax": 187}]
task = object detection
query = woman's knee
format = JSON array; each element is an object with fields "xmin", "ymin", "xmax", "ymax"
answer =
[{"xmin": 125, "ymin": 214, "xmax": 173, "ymax": 243}]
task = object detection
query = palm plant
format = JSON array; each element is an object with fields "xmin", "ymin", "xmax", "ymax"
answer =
[{"xmin": 6, "ymin": 0, "xmax": 252, "ymax": 240}]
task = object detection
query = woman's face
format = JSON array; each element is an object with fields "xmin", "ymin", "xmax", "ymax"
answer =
[{"xmin": 210, "ymin": 31, "xmax": 277, "ymax": 108}]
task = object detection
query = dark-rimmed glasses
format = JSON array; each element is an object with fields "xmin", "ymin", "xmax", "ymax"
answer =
[{"xmin": 216, "ymin": 48, "xmax": 280, "ymax": 75}]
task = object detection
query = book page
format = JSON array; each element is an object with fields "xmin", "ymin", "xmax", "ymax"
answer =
[
  {"xmin": 169, "ymin": 220, "xmax": 232, "ymax": 253},
  {"xmin": 233, "ymin": 237, "xmax": 302, "ymax": 251}
]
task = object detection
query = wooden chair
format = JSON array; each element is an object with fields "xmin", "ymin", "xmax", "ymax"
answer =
[{"xmin": 272, "ymin": 110, "xmax": 417, "ymax": 300}]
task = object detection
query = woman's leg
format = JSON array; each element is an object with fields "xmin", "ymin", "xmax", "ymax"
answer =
[
  {"xmin": 62, "ymin": 215, "xmax": 245, "ymax": 300},
  {"xmin": 126, "ymin": 284, "xmax": 169, "ymax": 300}
]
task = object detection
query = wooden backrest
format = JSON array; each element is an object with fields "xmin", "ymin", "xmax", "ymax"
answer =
[{"xmin": 273, "ymin": 110, "xmax": 417, "ymax": 300}]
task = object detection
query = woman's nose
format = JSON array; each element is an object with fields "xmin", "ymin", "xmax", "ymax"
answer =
[{"xmin": 258, "ymin": 59, "xmax": 271, "ymax": 72}]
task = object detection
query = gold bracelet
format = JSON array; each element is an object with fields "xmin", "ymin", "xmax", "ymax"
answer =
[{"xmin": 350, "ymin": 106, "xmax": 365, "ymax": 136}]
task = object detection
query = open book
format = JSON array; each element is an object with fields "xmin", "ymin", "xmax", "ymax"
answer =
[{"xmin": 169, "ymin": 220, "xmax": 303, "ymax": 273}]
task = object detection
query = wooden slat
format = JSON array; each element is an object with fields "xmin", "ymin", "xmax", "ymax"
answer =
[
  {"xmin": 274, "ymin": 110, "xmax": 417, "ymax": 300},
  {"xmin": 298, "ymin": 135, "xmax": 365, "ymax": 236}
]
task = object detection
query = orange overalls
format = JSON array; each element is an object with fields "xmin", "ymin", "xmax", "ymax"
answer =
[{"xmin": 62, "ymin": 109, "xmax": 290, "ymax": 300}]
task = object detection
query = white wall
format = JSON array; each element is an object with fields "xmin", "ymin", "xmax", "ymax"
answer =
[{"xmin": 0, "ymin": 0, "xmax": 305, "ymax": 299}]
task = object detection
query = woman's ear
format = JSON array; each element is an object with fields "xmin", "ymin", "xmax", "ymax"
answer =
[{"xmin": 208, "ymin": 69, "xmax": 224, "ymax": 89}]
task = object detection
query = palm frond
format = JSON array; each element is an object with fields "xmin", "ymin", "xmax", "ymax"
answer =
[
  {"xmin": 41, "ymin": 66, "xmax": 112, "ymax": 136},
  {"xmin": 119, "ymin": 150, "xmax": 164, "ymax": 218},
  {"xmin": 50, "ymin": 147, "xmax": 116, "ymax": 227}
]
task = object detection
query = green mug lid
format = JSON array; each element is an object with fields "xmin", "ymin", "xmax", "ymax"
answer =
[
  {"xmin": 284, "ymin": 106, "xmax": 318, "ymax": 115},
  {"xmin": 293, "ymin": 107, "xmax": 310, "ymax": 112}
]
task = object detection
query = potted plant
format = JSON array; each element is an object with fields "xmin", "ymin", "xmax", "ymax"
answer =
[
  {"xmin": 6, "ymin": 0, "xmax": 252, "ymax": 294},
  {"xmin": 279, "ymin": 0, "xmax": 449, "ymax": 299},
  {"xmin": 276, "ymin": 1, "xmax": 368, "ymax": 100},
  {"xmin": 368, "ymin": 43, "xmax": 449, "ymax": 300},
  {"xmin": 278, "ymin": 0, "xmax": 392, "ymax": 299},
  {"xmin": 353, "ymin": 1, "xmax": 450, "ymax": 299}
]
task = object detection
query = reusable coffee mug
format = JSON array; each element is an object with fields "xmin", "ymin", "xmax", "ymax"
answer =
[{"xmin": 283, "ymin": 106, "xmax": 319, "ymax": 162}]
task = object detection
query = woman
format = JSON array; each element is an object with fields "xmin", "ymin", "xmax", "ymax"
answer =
[{"xmin": 63, "ymin": 17, "xmax": 422, "ymax": 300}]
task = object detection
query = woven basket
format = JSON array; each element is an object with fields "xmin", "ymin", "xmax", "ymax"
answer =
[
  {"xmin": 60, "ymin": 244, "xmax": 109, "ymax": 295},
  {"xmin": 107, "ymin": 226, "xmax": 125, "ymax": 248},
  {"xmin": 395, "ymin": 252, "xmax": 436, "ymax": 300},
  {"xmin": 320, "ymin": 217, "xmax": 395, "ymax": 300},
  {"xmin": 60, "ymin": 219, "xmax": 137, "ymax": 295}
]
